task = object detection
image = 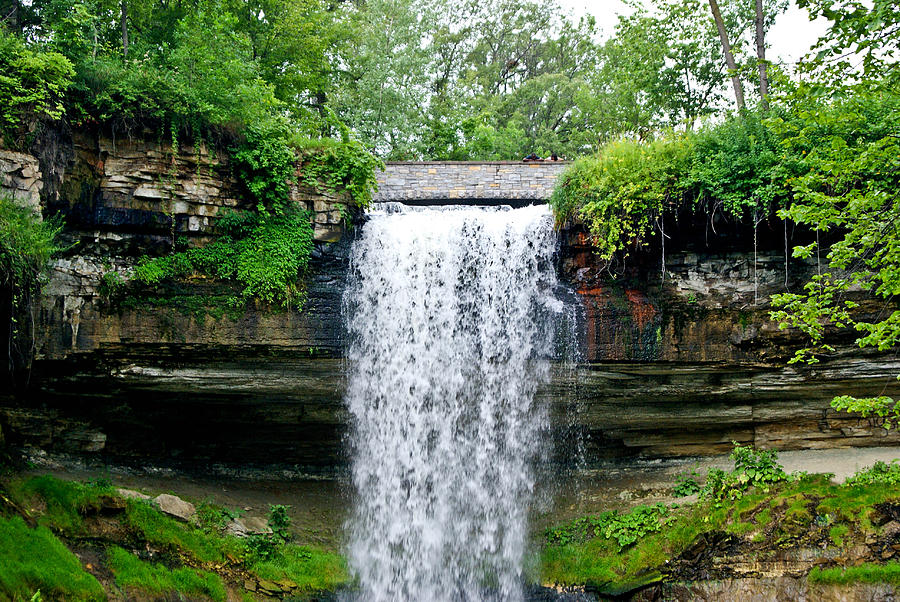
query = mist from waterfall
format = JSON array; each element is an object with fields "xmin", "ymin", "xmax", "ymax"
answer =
[{"xmin": 342, "ymin": 203, "xmax": 569, "ymax": 601}]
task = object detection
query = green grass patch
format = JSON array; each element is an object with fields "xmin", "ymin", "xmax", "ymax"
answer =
[
  {"xmin": 726, "ymin": 521, "xmax": 755, "ymax": 536},
  {"xmin": 0, "ymin": 516, "xmax": 104, "ymax": 601},
  {"xmin": 107, "ymin": 546, "xmax": 226, "ymax": 601},
  {"xmin": 808, "ymin": 562, "xmax": 900, "ymax": 585},
  {"xmin": 7, "ymin": 475, "xmax": 117, "ymax": 534},
  {"xmin": 540, "ymin": 502, "xmax": 720, "ymax": 590},
  {"xmin": 247, "ymin": 544, "xmax": 348, "ymax": 592},
  {"xmin": 123, "ymin": 500, "xmax": 243, "ymax": 564}
]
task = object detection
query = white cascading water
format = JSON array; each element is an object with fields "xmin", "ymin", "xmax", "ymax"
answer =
[{"xmin": 342, "ymin": 203, "xmax": 567, "ymax": 601}]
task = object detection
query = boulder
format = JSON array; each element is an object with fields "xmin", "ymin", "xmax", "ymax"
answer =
[
  {"xmin": 153, "ymin": 493, "xmax": 197, "ymax": 523},
  {"xmin": 225, "ymin": 516, "xmax": 272, "ymax": 538},
  {"xmin": 117, "ymin": 488, "xmax": 151, "ymax": 501}
]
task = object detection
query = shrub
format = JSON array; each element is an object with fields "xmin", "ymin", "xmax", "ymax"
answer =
[
  {"xmin": 0, "ymin": 31, "xmax": 74, "ymax": 147},
  {"xmin": 131, "ymin": 208, "xmax": 314, "ymax": 308},
  {"xmin": 701, "ymin": 442, "xmax": 787, "ymax": 502}
]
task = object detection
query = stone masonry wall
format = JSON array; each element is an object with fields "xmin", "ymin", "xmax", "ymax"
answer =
[{"xmin": 374, "ymin": 161, "xmax": 569, "ymax": 203}]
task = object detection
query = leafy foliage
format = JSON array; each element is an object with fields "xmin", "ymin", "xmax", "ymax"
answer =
[
  {"xmin": 672, "ymin": 469, "xmax": 703, "ymax": 497},
  {"xmin": 0, "ymin": 196, "xmax": 63, "ymax": 300},
  {"xmin": 232, "ymin": 122, "xmax": 298, "ymax": 215},
  {"xmin": 844, "ymin": 460, "xmax": 900, "ymax": 487},
  {"xmin": 131, "ymin": 208, "xmax": 314, "ymax": 308},
  {"xmin": 0, "ymin": 31, "xmax": 73, "ymax": 148},
  {"xmin": 550, "ymin": 112, "xmax": 781, "ymax": 259},
  {"xmin": 701, "ymin": 442, "xmax": 787, "ymax": 502},
  {"xmin": 1, "ymin": 196, "xmax": 64, "ymax": 385},
  {"xmin": 832, "ymin": 396, "xmax": 900, "ymax": 431},
  {"xmin": 297, "ymin": 138, "xmax": 385, "ymax": 208},
  {"xmin": 545, "ymin": 503, "xmax": 669, "ymax": 550}
]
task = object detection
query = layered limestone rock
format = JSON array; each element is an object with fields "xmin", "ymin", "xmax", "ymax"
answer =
[{"xmin": 0, "ymin": 149, "xmax": 42, "ymax": 213}]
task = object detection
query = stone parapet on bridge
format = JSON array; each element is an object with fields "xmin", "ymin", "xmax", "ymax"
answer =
[{"xmin": 373, "ymin": 161, "xmax": 570, "ymax": 205}]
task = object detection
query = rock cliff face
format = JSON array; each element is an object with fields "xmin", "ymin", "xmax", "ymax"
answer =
[
  {"xmin": 555, "ymin": 222, "xmax": 900, "ymax": 460},
  {"xmin": 1, "ymin": 131, "xmax": 898, "ymax": 474}
]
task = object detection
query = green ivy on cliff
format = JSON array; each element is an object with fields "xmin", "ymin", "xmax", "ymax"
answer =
[
  {"xmin": 0, "ymin": 196, "xmax": 64, "ymax": 382},
  {"xmin": 549, "ymin": 111, "xmax": 785, "ymax": 261},
  {"xmin": 132, "ymin": 207, "xmax": 313, "ymax": 309}
]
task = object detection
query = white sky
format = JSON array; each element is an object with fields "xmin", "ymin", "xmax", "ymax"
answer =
[{"xmin": 557, "ymin": 0, "xmax": 830, "ymax": 64}]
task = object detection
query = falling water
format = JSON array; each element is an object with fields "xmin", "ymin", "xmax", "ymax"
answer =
[{"xmin": 343, "ymin": 203, "xmax": 568, "ymax": 601}]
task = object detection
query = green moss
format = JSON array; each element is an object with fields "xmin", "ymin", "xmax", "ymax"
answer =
[
  {"xmin": 540, "ymin": 503, "xmax": 719, "ymax": 591},
  {"xmin": 107, "ymin": 546, "xmax": 226, "ymax": 601},
  {"xmin": 829, "ymin": 523, "xmax": 850, "ymax": 547},
  {"xmin": 726, "ymin": 521, "xmax": 755, "ymax": 536},
  {"xmin": 808, "ymin": 562, "xmax": 900, "ymax": 585},
  {"xmin": 541, "ymin": 460, "xmax": 900, "ymax": 591},
  {"xmin": 247, "ymin": 544, "xmax": 348, "ymax": 592},
  {"xmin": 0, "ymin": 516, "xmax": 104, "ymax": 601},
  {"xmin": 118, "ymin": 293, "xmax": 245, "ymax": 322}
]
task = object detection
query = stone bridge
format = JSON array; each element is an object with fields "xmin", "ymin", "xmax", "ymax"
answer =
[{"xmin": 373, "ymin": 161, "xmax": 570, "ymax": 206}]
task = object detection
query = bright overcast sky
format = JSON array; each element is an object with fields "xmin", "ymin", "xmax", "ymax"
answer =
[{"xmin": 557, "ymin": 0, "xmax": 830, "ymax": 64}]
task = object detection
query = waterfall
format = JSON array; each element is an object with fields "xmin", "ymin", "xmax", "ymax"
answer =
[{"xmin": 343, "ymin": 203, "xmax": 567, "ymax": 601}]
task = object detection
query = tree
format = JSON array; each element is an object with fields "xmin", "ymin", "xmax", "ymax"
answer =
[
  {"xmin": 707, "ymin": 0, "xmax": 745, "ymax": 111},
  {"xmin": 768, "ymin": 0, "xmax": 900, "ymax": 428},
  {"xmin": 798, "ymin": 0, "xmax": 900, "ymax": 85},
  {"xmin": 330, "ymin": 0, "xmax": 432, "ymax": 157},
  {"xmin": 754, "ymin": 0, "xmax": 768, "ymax": 108}
]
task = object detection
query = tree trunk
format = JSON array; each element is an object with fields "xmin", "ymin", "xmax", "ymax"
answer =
[
  {"xmin": 755, "ymin": 0, "xmax": 769, "ymax": 109},
  {"xmin": 707, "ymin": 0, "xmax": 745, "ymax": 111},
  {"xmin": 3, "ymin": 0, "xmax": 20, "ymax": 33},
  {"xmin": 120, "ymin": 0, "xmax": 128, "ymax": 58}
]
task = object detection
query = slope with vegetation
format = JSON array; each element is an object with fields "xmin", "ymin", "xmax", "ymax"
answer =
[
  {"xmin": 0, "ymin": 474, "xmax": 346, "ymax": 600},
  {"xmin": 541, "ymin": 445, "xmax": 900, "ymax": 596}
]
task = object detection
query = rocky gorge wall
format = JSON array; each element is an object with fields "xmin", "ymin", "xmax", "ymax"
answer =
[{"xmin": 2, "ymin": 133, "xmax": 899, "ymax": 475}]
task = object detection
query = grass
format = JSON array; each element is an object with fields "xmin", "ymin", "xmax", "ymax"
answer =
[
  {"xmin": 808, "ymin": 562, "xmax": 900, "ymax": 585},
  {"xmin": 107, "ymin": 546, "xmax": 227, "ymax": 601},
  {"xmin": 247, "ymin": 543, "xmax": 348, "ymax": 592},
  {"xmin": 123, "ymin": 499, "xmax": 244, "ymax": 563},
  {"xmin": 7, "ymin": 475, "xmax": 118, "ymax": 534},
  {"xmin": 0, "ymin": 516, "xmax": 104, "ymax": 601}
]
